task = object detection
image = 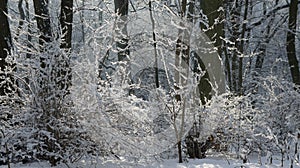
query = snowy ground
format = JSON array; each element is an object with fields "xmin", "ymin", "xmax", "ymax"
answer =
[{"xmin": 1, "ymin": 154, "xmax": 299, "ymax": 168}]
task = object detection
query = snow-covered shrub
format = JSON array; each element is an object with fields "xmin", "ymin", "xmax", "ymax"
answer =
[
  {"xmin": 0, "ymin": 36, "xmax": 102, "ymax": 166},
  {"xmin": 253, "ymin": 76, "xmax": 300, "ymax": 166},
  {"xmin": 202, "ymin": 76, "xmax": 300, "ymax": 166}
]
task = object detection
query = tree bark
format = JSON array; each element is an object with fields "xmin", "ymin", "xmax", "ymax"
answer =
[
  {"xmin": 149, "ymin": 1, "xmax": 159, "ymax": 88},
  {"xmin": 223, "ymin": 1, "xmax": 233, "ymax": 91},
  {"xmin": 60, "ymin": 0, "xmax": 73, "ymax": 93},
  {"xmin": 16, "ymin": 0, "xmax": 25, "ymax": 38},
  {"xmin": 174, "ymin": 1, "xmax": 191, "ymax": 163},
  {"xmin": 33, "ymin": 0, "xmax": 52, "ymax": 47},
  {"xmin": 0, "ymin": 0, "xmax": 13, "ymax": 96},
  {"xmin": 237, "ymin": 0, "xmax": 249, "ymax": 95},
  {"xmin": 114, "ymin": 0, "xmax": 129, "ymax": 62},
  {"xmin": 224, "ymin": 0, "xmax": 242, "ymax": 93},
  {"xmin": 231, "ymin": 1, "xmax": 241, "ymax": 93},
  {"xmin": 178, "ymin": 141, "xmax": 183, "ymax": 163},
  {"xmin": 254, "ymin": 1, "xmax": 278, "ymax": 73},
  {"xmin": 286, "ymin": 0, "xmax": 300, "ymax": 86},
  {"xmin": 33, "ymin": 0, "xmax": 52, "ymax": 77},
  {"xmin": 200, "ymin": 0, "xmax": 224, "ymax": 56},
  {"xmin": 25, "ymin": 0, "xmax": 32, "ymax": 59},
  {"xmin": 60, "ymin": 0, "xmax": 73, "ymax": 49}
]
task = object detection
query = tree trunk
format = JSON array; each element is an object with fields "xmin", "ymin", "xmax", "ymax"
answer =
[
  {"xmin": 286, "ymin": 0, "xmax": 300, "ymax": 86},
  {"xmin": 16, "ymin": 0, "xmax": 25, "ymax": 38},
  {"xmin": 174, "ymin": 1, "xmax": 190, "ymax": 163},
  {"xmin": 114, "ymin": 0, "xmax": 129, "ymax": 62},
  {"xmin": 25, "ymin": 0, "xmax": 32, "ymax": 59},
  {"xmin": 149, "ymin": 1, "xmax": 159, "ymax": 88},
  {"xmin": 33, "ymin": 0, "xmax": 52, "ymax": 47},
  {"xmin": 200, "ymin": 0, "xmax": 224, "ymax": 56},
  {"xmin": 60, "ymin": 0, "xmax": 73, "ymax": 49},
  {"xmin": 178, "ymin": 140, "xmax": 183, "ymax": 163},
  {"xmin": 0, "ymin": 0, "xmax": 13, "ymax": 96},
  {"xmin": 60, "ymin": 0, "xmax": 73, "ymax": 93},
  {"xmin": 254, "ymin": 1, "xmax": 277, "ymax": 74},
  {"xmin": 223, "ymin": 1, "xmax": 232, "ymax": 90},
  {"xmin": 224, "ymin": 0, "xmax": 242, "ymax": 93},
  {"xmin": 33, "ymin": 0, "xmax": 52, "ymax": 79},
  {"xmin": 237, "ymin": 0, "xmax": 249, "ymax": 95}
]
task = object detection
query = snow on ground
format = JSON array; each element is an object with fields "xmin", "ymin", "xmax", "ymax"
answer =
[{"xmin": 1, "ymin": 154, "xmax": 299, "ymax": 168}]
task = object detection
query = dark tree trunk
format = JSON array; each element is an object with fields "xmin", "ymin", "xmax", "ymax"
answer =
[
  {"xmin": 114, "ymin": 0, "xmax": 129, "ymax": 62},
  {"xmin": 223, "ymin": 1, "xmax": 233, "ymax": 91},
  {"xmin": 33, "ymin": 0, "xmax": 52, "ymax": 76},
  {"xmin": 178, "ymin": 141, "xmax": 183, "ymax": 163},
  {"xmin": 25, "ymin": 0, "xmax": 32, "ymax": 59},
  {"xmin": 60, "ymin": 0, "xmax": 73, "ymax": 93},
  {"xmin": 200, "ymin": 0, "xmax": 224, "ymax": 56},
  {"xmin": 60, "ymin": 0, "xmax": 73, "ymax": 49},
  {"xmin": 225, "ymin": 0, "xmax": 241, "ymax": 93},
  {"xmin": 16, "ymin": 0, "xmax": 25, "ymax": 38},
  {"xmin": 0, "ymin": 0, "xmax": 13, "ymax": 96},
  {"xmin": 237, "ymin": 0, "xmax": 249, "ymax": 95},
  {"xmin": 286, "ymin": 0, "xmax": 300, "ymax": 86},
  {"xmin": 149, "ymin": 1, "xmax": 159, "ymax": 88},
  {"xmin": 254, "ymin": 1, "xmax": 277, "ymax": 74},
  {"xmin": 114, "ymin": 0, "xmax": 128, "ymax": 15},
  {"xmin": 33, "ymin": 0, "xmax": 52, "ymax": 47}
]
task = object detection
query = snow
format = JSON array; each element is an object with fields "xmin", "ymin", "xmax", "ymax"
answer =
[{"xmin": 1, "ymin": 154, "xmax": 299, "ymax": 168}]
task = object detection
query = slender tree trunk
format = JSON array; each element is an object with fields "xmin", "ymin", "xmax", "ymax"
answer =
[
  {"xmin": 178, "ymin": 141, "xmax": 183, "ymax": 163},
  {"xmin": 227, "ymin": 0, "xmax": 241, "ymax": 93},
  {"xmin": 296, "ymin": 134, "xmax": 300, "ymax": 161},
  {"xmin": 0, "ymin": 0, "xmax": 13, "ymax": 96},
  {"xmin": 25, "ymin": 0, "xmax": 32, "ymax": 59},
  {"xmin": 174, "ymin": 1, "xmax": 190, "ymax": 163},
  {"xmin": 187, "ymin": 0, "xmax": 195, "ymax": 22},
  {"xmin": 254, "ymin": 1, "xmax": 276, "ymax": 73},
  {"xmin": 181, "ymin": 0, "xmax": 187, "ymax": 16},
  {"xmin": 223, "ymin": 2, "xmax": 232, "ymax": 90},
  {"xmin": 80, "ymin": 0, "xmax": 85, "ymax": 44},
  {"xmin": 149, "ymin": 1, "xmax": 159, "ymax": 88},
  {"xmin": 224, "ymin": 46, "xmax": 232, "ymax": 90},
  {"xmin": 286, "ymin": 0, "xmax": 300, "ymax": 86},
  {"xmin": 237, "ymin": 0, "xmax": 249, "ymax": 95},
  {"xmin": 16, "ymin": 0, "xmax": 25, "ymax": 38},
  {"xmin": 231, "ymin": 52, "xmax": 238, "ymax": 93},
  {"xmin": 254, "ymin": 2, "xmax": 267, "ymax": 73}
]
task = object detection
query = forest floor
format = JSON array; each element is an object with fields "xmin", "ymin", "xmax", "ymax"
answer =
[{"xmin": 1, "ymin": 153, "xmax": 299, "ymax": 168}]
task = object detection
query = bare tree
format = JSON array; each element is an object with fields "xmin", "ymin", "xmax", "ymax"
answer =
[
  {"xmin": 33, "ymin": 0, "xmax": 52, "ymax": 84},
  {"xmin": 0, "ymin": 0, "xmax": 13, "ymax": 97},
  {"xmin": 149, "ymin": 1, "xmax": 159, "ymax": 88},
  {"xmin": 33, "ymin": 0, "xmax": 52, "ymax": 47},
  {"xmin": 222, "ymin": 0, "xmax": 248, "ymax": 94},
  {"xmin": 60, "ymin": 0, "xmax": 73, "ymax": 49},
  {"xmin": 200, "ymin": 0, "xmax": 224, "ymax": 56},
  {"xmin": 174, "ymin": 0, "xmax": 190, "ymax": 163},
  {"xmin": 254, "ymin": 1, "xmax": 277, "ymax": 72},
  {"xmin": 286, "ymin": 0, "xmax": 300, "ymax": 86},
  {"xmin": 114, "ymin": 0, "xmax": 129, "ymax": 62},
  {"xmin": 60, "ymin": 0, "xmax": 73, "ymax": 92}
]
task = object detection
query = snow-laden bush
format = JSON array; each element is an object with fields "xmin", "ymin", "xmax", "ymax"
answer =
[
  {"xmin": 0, "ymin": 39, "xmax": 102, "ymax": 167},
  {"xmin": 203, "ymin": 76, "xmax": 300, "ymax": 166}
]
